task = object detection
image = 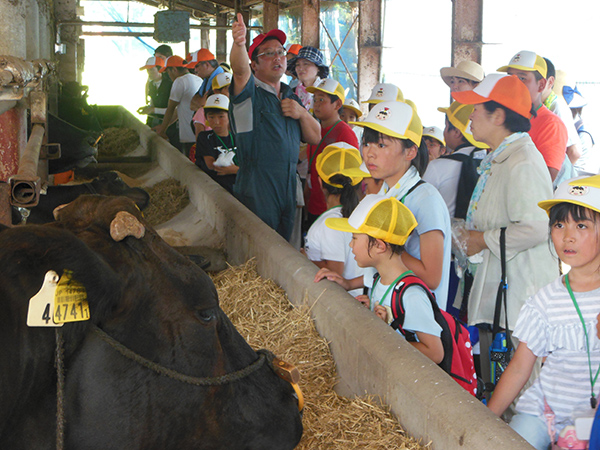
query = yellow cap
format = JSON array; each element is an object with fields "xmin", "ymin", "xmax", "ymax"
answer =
[
  {"xmin": 316, "ymin": 142, "xmax": 364, "ymax": 187},
  {"xmin": 438, "ymin": 101, "xmax": 487, "ymax": 148},
  {"xmin": 497, "ymin": 50, "xmax": 547, "ymax": 79},
  {"xmin": 362, "ymin": 83, "xmax": 404, "ymax": 104},
  {"xmin": 326, "ymin": 194, "xmax": 417, "ymax": 245},
  {"xmin": 538, "ymin": 175, "xmax": 600, "ymax": 215},
  {"xmin": 350, "ymin": 101, "xmax": 422, "ymax": 146},
  {"xmin": 306, "ymin": 78, "xmax": 345, "ymax": 103}
]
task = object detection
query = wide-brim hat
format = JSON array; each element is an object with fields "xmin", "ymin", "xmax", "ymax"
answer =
[
  {"xmin": 350, "ymin": 101, "xmax": 422, "ymax": 146},
  {"xmin": 539, "ymin": 175, "xmax": 600, "ymax": 215},
  {"xmin": 248, "ymin": 29, "xmax": 287, "ymax": 60},
  {"xmin": 306, "ymin": 78, "xmax": 345, "ymax": 103},
  {"xmin": 497, "ymin": 50, "xmax": 547, "ymax": 79},
  {"xmin": 140, "ymin": 56, "xmax": 165, "ymax": 71},
  {"xmin": 362, "ymin": 83, "xmax": 404, "ymax": 104},
  {"xmin": 159, "ymin": 55, "xmax": 186, "ymax": 73},
  {"xmin": 290, "ymin": 46, "xmax": 329, "ymax": 78},
  {"xmin": 440, "ymin": 60, "xmax": 485, "ymax": 87},
  {"xmin": 316, "ymin": 142, "xmax": 364, "ymax": 187},
  {"xmin": 422, "ymin": 126, "xmax": 445, "ymax": 146},
  {"xmin": 437, "ymin": 101, "xmax": 487, "ymax": 148},
  {"xmin": 212, "ymin": 72, "xmax": 232, "ymax": 90},
  {"xmin": 326, "ymin": 194, "xmax": 418, "ymax": 246},
  {"xmin": 342, "ymin": 98, "xmax": 362, "ymax": 118},
  {"xmin": 203, "ymin": 94, "xmax": 229, "ymax": 111},
  {"xmin": 451, "ymin": 73, "xmax": 532, "ymax": 119}
]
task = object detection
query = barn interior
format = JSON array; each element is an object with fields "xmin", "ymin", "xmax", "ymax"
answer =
[{"xmin": 0, "ymin": 0, "xmax": 590, "ymax": 448}]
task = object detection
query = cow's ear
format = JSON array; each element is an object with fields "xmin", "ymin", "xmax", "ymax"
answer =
[
  {"xmin": 110, "ymin": 211, "xmax": 145, "ymax": 242},
  {"xmin": 53, "ymin": 203, "xmax": 69, "ymax": 220}
]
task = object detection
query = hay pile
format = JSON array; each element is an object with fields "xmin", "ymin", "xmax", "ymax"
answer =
[
  {"xmin": 98, "ymin": 127, "xmax": 140, "ymax": 156},
  {"xmin": 143, "ymin": 179, "xmax": 190, "ymax": 226},
  {"xmin": 212, "ymin": 260, "xmax": 429, "ymax": 450}
]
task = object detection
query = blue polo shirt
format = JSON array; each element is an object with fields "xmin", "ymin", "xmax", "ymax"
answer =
[{"xmin": 229, "ymin": 74, "xmax": 302, "ymax": 240}]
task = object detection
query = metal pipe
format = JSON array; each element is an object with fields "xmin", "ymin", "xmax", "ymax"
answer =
[
  {"xmin": 58, "ymin": 20, "xmax": 262, "ymax": 31},
  {"xmin": 10, "ymin": 124, "xmax": 44, "ymax": 207}
]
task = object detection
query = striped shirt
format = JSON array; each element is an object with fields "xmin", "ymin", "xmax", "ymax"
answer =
[{"xmin": 514, "ymin": 276, "xmax": 600, "ymax": 429}]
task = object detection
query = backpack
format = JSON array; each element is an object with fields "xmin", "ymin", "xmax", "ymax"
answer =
[
  {"xmin": 440, "ymin": 147, "xmax": 483, "ymax": 220},
  {"xmin": 386, "ymin": 273, "xmax": 477, "ymax": 396}
]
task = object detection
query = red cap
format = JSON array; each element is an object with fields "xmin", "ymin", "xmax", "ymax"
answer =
[
  {"xmin": 452, "ymin": 74, "xmax": 532, "ymax": 118},
  {"xmin": 159, "ymin": 55, "xmax": 186, "ymax": 73},
  {"xmin": 248, "ymin": 29, "xmax": 286, "ymax": 60},
  {"xmin": 185, "ymin": 49, "xmax": 216, "ymax": 68}
]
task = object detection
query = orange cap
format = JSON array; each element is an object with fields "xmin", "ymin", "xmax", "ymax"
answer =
[
  {"xmin": 287, "ymin": 44, "xmax": 302, "ymax": 56},
  {"xmin": 452, "ymin": 74, "xmax": 532, "ymax": 118},
  {"xmin": 185, "ymin": 49, "xmax": 216, "ymax": 68},
  {"xmin": 159, "ymin": 55, "xmax": 186, "ymax": 73}
]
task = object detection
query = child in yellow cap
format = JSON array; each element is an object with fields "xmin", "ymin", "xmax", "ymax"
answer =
[
  {"xmin": 323, "ymin": 194, "xmax": 444, "ymax": 364},
  {"xmin": 319, "ymin": 100, "xmax": 452, "ymax": 312},
  {"xmin": 303, "ymin": 142, "xmax": 365, "ymax": 296},
  {"xmin": 488, "ymin": 174, "xmax": 600, "ymax": 449}
]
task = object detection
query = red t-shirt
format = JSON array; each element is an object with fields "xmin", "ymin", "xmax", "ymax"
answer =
[
  {"xmin": 306, "ymin": 120, "xmax": 359, "ymax": 216},
  {"xmin": 528, "ymin": 105, "xmax": 568, "ymax": 171}
]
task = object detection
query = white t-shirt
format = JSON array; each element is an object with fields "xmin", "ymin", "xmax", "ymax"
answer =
[
  {"xmin": 170, "ymin": 73, "xmax": 203, "ymax": 143},
  {"xmin": 371, "ymin": 276, "xmax": 442, "ymax": 338},
  {"xmin": 423, "ymin": 146, "xmax": 486, "ymax": 218},
  {"xmin": 513, "ymin": 276, "xmax": 600, "ymax": 431},
  {"xmin": 305, "ymin": 206, "xmax": 363, "ymax": 296}
]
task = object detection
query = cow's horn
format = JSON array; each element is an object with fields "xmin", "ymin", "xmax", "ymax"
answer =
[
  {"xmin": 52, "ymin": 203, "xmax": 68, "ymax": 220},
  {"xmin": 110, "ymin": 211, "xmax": 145, "ymax": 241}
]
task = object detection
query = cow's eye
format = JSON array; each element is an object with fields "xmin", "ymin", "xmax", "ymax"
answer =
[{"xmin": 196, "ymin": 309, "xmax": 216, "ymax": 323}]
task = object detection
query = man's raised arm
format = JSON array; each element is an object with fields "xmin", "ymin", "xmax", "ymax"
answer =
[{"xmin": 230, "ymin": 13, "xmax": 251, "ymax": 97}]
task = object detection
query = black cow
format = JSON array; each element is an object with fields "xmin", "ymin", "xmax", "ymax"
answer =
[
  {"xmin": 14, "ymin": 171, "xmax": 150, "ymax": 224},
  {"xmin": 0, "ymin": 195, "xmax": 302, "ymax": 449}
]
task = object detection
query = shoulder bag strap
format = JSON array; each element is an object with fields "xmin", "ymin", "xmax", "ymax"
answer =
[{"xmin": 492, "ymin": 227, "xmax": 511, "ymax": 350}]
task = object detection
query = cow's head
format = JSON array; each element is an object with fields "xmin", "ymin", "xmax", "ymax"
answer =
[{"xmin": 53, "ymin": 196, "xmax": 302, "ymax": 449}]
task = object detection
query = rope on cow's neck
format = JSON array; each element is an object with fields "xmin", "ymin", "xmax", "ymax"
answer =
[
  {"xmin": 55, "ymin": 328, "xmax": 65, "ymax": 450},
  {"xmin": 92, "ymin": 325, "xmax": 274, "ymax": 386}
]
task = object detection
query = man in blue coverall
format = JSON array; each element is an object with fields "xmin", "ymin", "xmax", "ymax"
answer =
[{"xmin": 229, "ymin": 14, "xmax": 321, "ymax": 241}]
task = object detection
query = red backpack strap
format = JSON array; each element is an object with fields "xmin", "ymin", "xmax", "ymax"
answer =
[{"xmin": 389, "ymin": 275, "xmax": 435, "ymax": 339}]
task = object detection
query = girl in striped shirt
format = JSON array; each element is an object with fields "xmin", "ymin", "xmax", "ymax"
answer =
[{"xmin": 488, "ymin": 174, "xmax": 600, "ymax": 449}]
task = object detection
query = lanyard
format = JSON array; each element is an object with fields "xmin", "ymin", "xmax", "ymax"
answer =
[
  {"xmin": 565, "ymin": 273, "xmax": 600, "ymax": 408},
  {"xmin": 307, "ymin": 120, "xmax": 341, "ymax": 172},
  {"xmin": 215, "ymin": 132, "xmax": 235, "ymax": 153},
  {"xmin": 370, "ymin": 270, "xmax": 413, "ymax": 309}
]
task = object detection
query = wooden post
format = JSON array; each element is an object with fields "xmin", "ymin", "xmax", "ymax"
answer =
[
  {"xmin": 301, "ymin": 0, "xmax": 319, "ymax": 48},
  {"xmin": 263, "ymin": 0, "xmax": 279, "ymax": 32},
  {"xmin": 216, "ymin": 13, "xmax": 228, "ymax": 62},
  {"xmin": 357, "ymin": 0, "xmax": 381, "ymax": 105},
  {"xmin": 451, "ymin": 0, "xmax": 483, "ymax": 65}
]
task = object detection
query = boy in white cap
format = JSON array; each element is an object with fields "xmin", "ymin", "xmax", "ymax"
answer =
[
  {"xmin": 323, "ymin": 194, "xmax": 444, "ymax": 364},
  {"xmin": 192, "ymin": 71, "xmax": 232, "ymax": 136},
  {"xmin": 316, "ymin": 100, "xmax": 452, "ymax": 312},
  {"xmin": 340, "ymin": 98, "xmax": 364, "ymax": 145},
  {"xmin": 195, "ymin": 94, "xmax": 237, "ymax": 194},
  {"xmin": 422, "ymin": 126, "xmax": 447, "ymax": 160},
  {"xmin": 304, "ymin": 78, "xmax": 359, "ymax": 226},
  {"xmin": 497, "ymin": 50, "xmax": 568, "ymax": 182},
  {"xmin": 564, "ymin": 84, "xmax": 596, "ymax": 174},
  {"xmin": 440, "ymin": 60, "xmax": 485, "ymax": 92}
]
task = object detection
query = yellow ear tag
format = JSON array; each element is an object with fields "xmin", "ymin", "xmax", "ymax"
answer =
[
  {"xmin": 27, "ymin": 270, "xmax": 64, "ymax": 327},
  {"xmin": 53, "ymin": 270, "xmax": 90, "ymax": 324}
]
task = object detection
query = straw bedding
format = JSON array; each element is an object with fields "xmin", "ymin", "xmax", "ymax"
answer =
[
  {"xmin": 143, "ymin": 179, "xmax": 190, "ymax": 226},
  {"xmin": 97, "ymin": 127, "xmax": 140, "ymax": 156},
  {"xmin": 212, "ymin": 260, "xmax": 429, "ymax": 449}
]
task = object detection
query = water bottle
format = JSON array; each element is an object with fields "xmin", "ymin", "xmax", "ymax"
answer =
[{"xmin": 490, "ymin": 332, "xmax": 510, "ymax": 385}]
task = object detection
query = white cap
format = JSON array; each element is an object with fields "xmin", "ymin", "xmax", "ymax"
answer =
[{"xmin": 203, "ymin": 94, "xmax": 229, "ymax": 111}]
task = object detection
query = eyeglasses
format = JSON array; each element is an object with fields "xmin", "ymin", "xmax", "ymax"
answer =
[{"xmin": 256, "ymin": 49, "xmax": 287, "ymax": 59}]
